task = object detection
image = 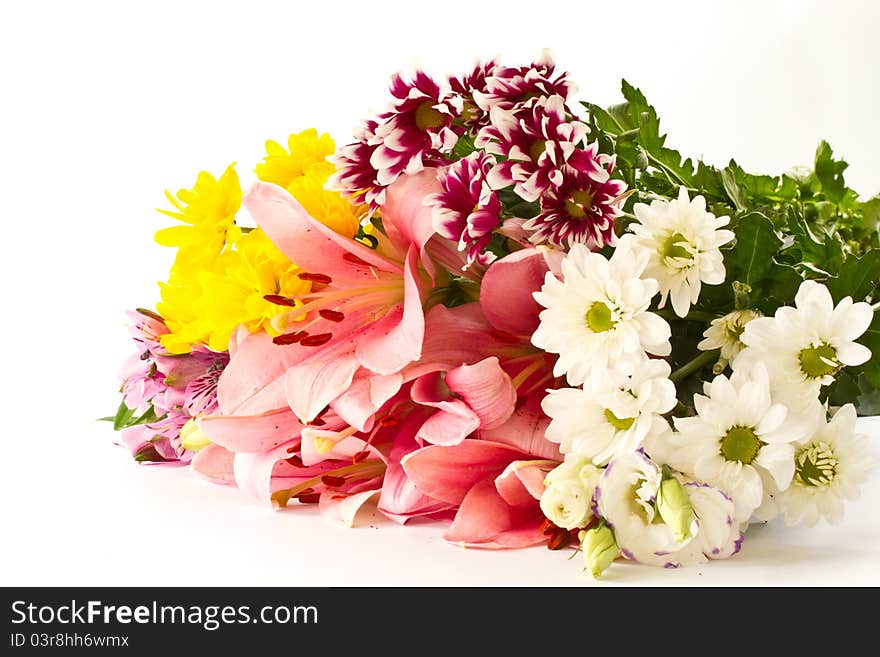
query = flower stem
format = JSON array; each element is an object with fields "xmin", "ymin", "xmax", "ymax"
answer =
[{"xmin": 669, "ymin": 349, "xmax": 720, "ymax": 383}]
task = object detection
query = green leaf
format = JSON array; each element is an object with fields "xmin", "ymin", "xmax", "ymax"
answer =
[
  {"xmin": 112, "ymin": 400, "xmax": 137, "ymax": 431},
  {"xmin": 720, "ymin": 166, "xmax": 747, "ymax": 212},
  {"xmin": 452, "ymin": 133, "xmax": 477, "ymax": 159},
  {"xmin": 827, "ymin": 250, "xmax": 880, "ymax": 303},
  {"xmin": 814, "ymin": 141, "xmax": 848, "ymax": 204},
  {"xmin": 784, "ymin": 207, "xmax": 844, "ymax": 274},
  {"xmin": 111, "ymin": 400, "xmax": 161, "ymax": 431},
  {"xmin": 726, "ymin": 213, "xmax": 781, "ymax": 288},
  {"xmin": 860, "ymin": 311, "xmax": 880, "ymax": 389}
]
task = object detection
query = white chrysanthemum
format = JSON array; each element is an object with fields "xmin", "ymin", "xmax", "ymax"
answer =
[
  {"xmin": 735, "ymin": 280, "xmax": 873, "ymax": 400},
  {"xmin": 542, "ymin": 359, "xmax": 676, "ymax": 464},
  {"xmin": 629, "ymin": 187, "xmax": 734, "ymax": 317},
  {"xmin": 532, "ymin": 236, "xmax": 671, "ymax": 385},
  {"xmin": 669, "ymin": 362, "xmax": 810, "ymax": 522},
  {"xmin": 697, "ymin": 309, "xmax": 762, "ymax": 363},
  {"xmin": 539, "ymin": 457, "xmax": 602, "ymax": 530},
  {"xmin": 778, "ymin": 404, "xmax": 872, "ymax": 528}
]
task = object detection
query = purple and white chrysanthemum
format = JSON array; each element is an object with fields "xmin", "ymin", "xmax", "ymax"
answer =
[
  {"xmin": 427, "ymin": 153, "xmax": 502, "ymax": 268},
  {"xmin": 327, "ymin": 119, "xmax": 385, "ymax": 208},
  {"xmin": 450, "ymin": 59, "xmax": 498, "ymax": 128},
  {"xmin": 473, "ymin": 51, "xmax": 575, "ymax": 112},
  {"xmin": 477, "ymin": 94, "xmax": 588, "ymax": 202},
  {"xmin": 523, "ymin": 145, "xmax": 627, "ymax": 249},
  {"xmin": 369, "ymin": 71, "xmax": 462, "ymax": 185}
]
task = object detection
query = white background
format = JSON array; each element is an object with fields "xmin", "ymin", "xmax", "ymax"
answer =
[{"xmin": 1, "ymin": 0, "xmax": 878, "ymax": 586}]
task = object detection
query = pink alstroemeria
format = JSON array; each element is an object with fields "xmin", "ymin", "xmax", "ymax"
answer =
[
  {"xmin": 118, "ymin": 309, "xmax": 228, "ymax": 463},
  {"xmin": 426, "ymin": 152, "xmax": 502, "ymax": 268},
  {"xmin": 477, "ymin": 94, "xmax": 588, "ymax": 202}
]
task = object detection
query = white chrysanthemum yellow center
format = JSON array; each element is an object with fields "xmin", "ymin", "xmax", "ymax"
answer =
[
  {"xmin": 661, "ymin": 231, "xmax": 693, "ymax": 264},
  {"xmin": 720, "ymin": 425, "xmax": 764, "ymax": 464},
  {"xmin": 585, "ymin": 301, "xmax": 616, "ymax": 332},
  {"xmin": 604, "ymin": 408, "xmax": 635, "ymax": 431},
  {"xmin": 794, "ymin": 441, "xmax": 838, "ymax": 487},
  {"xmin": 798, "ymin": 342, "xmax": 841, "ymax": 379}
]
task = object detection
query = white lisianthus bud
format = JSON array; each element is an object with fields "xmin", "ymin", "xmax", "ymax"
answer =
[
  {"xmin": 582, "ymin": 523, "xmax": 618, "ymax": 578},
  {"xmin": 656, "ymin": 474, "xmax": 697, "ymax": 543}
]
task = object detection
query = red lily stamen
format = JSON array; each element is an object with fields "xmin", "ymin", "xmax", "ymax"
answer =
[
  {"xmin": 379, "ymin": 415, "xmax": 398, "ymax": 427},
  {"xmin": 321, "ymin": 475, "xmax": 347, "ymax": 487},
  {"xmin": 285, "ymin": 455, "xmax": 304, "ymax": 467},
  {"xmin": 541, "ymin": 518, "xmax": 556, "ymax": 535},
  {"xmin": 297, "ymin": 272, "xmax": 333, "ymax": 285},
  {"xmin": 342, "ymin": 252, "xmax": 371, "ymax": 266},
  {"xmin": 309, "ymin": 417, "xmax": 326, "ymax": 427},
  {"xmin": 297, "ymin": 493, "xmax": 321, "ymax": 504},
  {"xmin": 351, "ymin": 450, "xmax": 370, "ymax": 464},
  {"xmin": 546, "ymin": 528, "xmax": 569, "ymax": 550},
  {"xmin": 300, "ymin": 332, "xmax": 333, "ymax": 347},
  {"xmin": 273, "ymin": 330, "xmax": 306, "ymax": 345},
  {"xmin": 319, "ymin": 309, "xmax": 345, "ymax": 322},
  {"xmin": 263, "ymin": 294, "xmax": 299, "ymax": 307}
]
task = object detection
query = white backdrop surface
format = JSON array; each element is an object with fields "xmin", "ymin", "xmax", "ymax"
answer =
[{"xmin": 1, "ymin": 0, "xmax": 879, "ymax": 586}]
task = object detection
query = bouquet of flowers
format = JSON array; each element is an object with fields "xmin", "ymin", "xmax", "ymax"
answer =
[{"xmin": 110, "ymin": 53, "xmax": 879, "ymax": 577}]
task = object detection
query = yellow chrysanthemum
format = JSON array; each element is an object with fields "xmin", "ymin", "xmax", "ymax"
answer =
[
  {"xmin": 256, "ymin": 129, "xmax": 336, "ymax": 189},
  {"xmin": 157, "ymin": 229, "xmax": 310, "ymax": 354},
  {"xmin": 152, "ymin": 131, "xmax": 369, "ymax": 354},
  {"xmin": 257, "ymin": 130, "xmax": 368, "ymax": 238},
  {"xmin": 154, "ymin": 165, "xmax": 243, "ymax": 272}
]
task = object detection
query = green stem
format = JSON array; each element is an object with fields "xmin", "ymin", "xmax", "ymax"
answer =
[{"xmin": 669, "ymin": 349, "xmax": 720, "ymax": 383}]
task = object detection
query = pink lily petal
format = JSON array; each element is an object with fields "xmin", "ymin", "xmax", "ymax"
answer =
[
  {"xmin": 401, "ymin": 440, "xmax": 529, "ymax": 505},
  {"xmin": 381, "ymin": 169, "xmax": 442, "ymax": 275},
  {"xmin": 244, "ymin": 181, "xmax": 401, "ymax": 281},
  {"xmin": 233, "ymin": 441, "xmax": 345, "ymax": 503},
  {"xmin": 494, "ymin": 459, "xmax": 557, "ymax": 507},
  {"xmin": 411, "ymin": 371, "xmax": 480, "ymax": 445},
  {"xmin": 191, "ymin": 443, "xmax": 236, "ymax": 485},
  {"xmin": 284, "ymin": 350, "xmax": 361, "ymax": 424},
  {"xmin": 480, "ymin": 247, "xmax": 564, "ymax": 337},
  {"xmin": 378, "ymin": 416, "xmax": 455, "ymax": 523},
  {"xmin": 198, "ymin": 407, "xmax": 303, "ymax": 453},
  {"xmin": 444, "ymin": 479, "xmax": 546, "ymax": 548},
  {"xmin": 330, "ymin": 371, "xmax": 404, "ymax": 432},
  {"xmin": 319, "ymin": 488, "xmax": 381, "ymax": 528},
  {"xmin": 354, "ymin": 244, "xmax": 426, "ymax": 375},
  {"xmin": 415, "ymin": 304, "xmax": 516, "ymax": 374},
  {"xmin": 445, "ymin": 357, "xmax": 516, "ymax": 430},
  {"xmin": 478, "ymin": 392, "xmax": 561, "ymax": 460},
  {"xmin": 216, "ymin": 331, "xmax": 307, "ymax": 416}
]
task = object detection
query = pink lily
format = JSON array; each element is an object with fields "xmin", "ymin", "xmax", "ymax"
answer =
[{"xmin": 402, "ymin": 440, "xmax": 557, "ymax": 548}]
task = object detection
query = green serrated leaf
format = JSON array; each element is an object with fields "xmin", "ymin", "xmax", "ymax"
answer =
[
  {"xmin": 814, "ymin": 140, "xmax": 848, "ymax": 204},
  {"xmin": 827, "ymin": 250, "xmax": 880, "ymax": 303},
  {"xmin": 859, "ymin": 311, "xmax": 880, "ymax": 389},
  {"xmin": 726, "ymin": 213, "xmax": 782, "ymax": 288},
  {"xmin": 720, "ymin": 166, "xmax": 747, "ymax": 212}
]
